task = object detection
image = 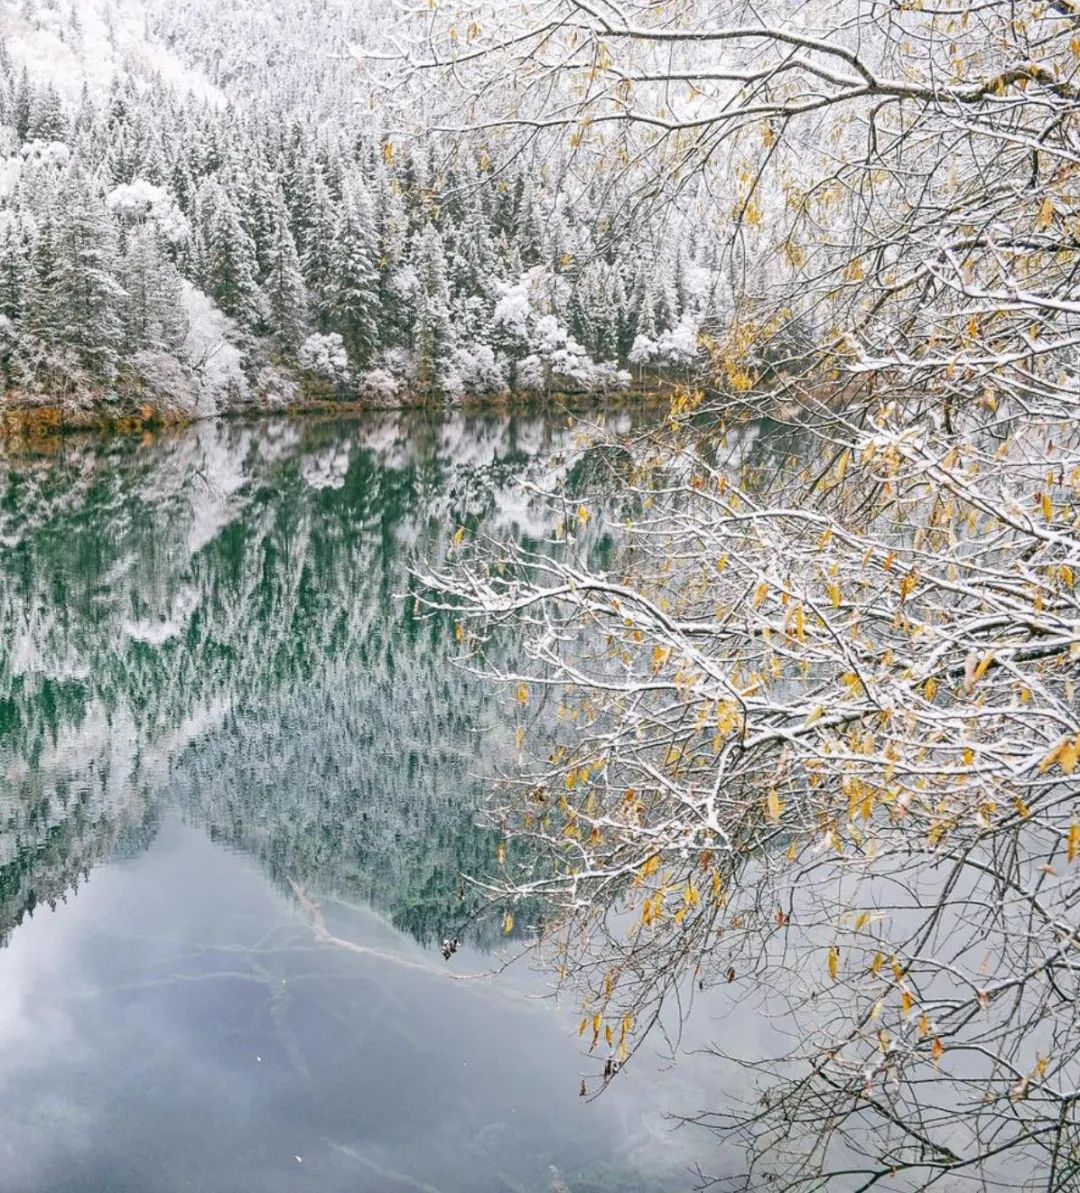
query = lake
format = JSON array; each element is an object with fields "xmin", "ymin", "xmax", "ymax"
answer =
[{"xmin": 0, "ymin": 412, "xmax": 727, "ymax": 1193}]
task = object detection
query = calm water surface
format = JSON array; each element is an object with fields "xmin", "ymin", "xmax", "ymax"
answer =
[{"xmin": 0, "ymin": 413, "xmax": 722, "ymax": 1193}]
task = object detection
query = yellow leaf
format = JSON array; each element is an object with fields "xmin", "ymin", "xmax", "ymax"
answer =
[
  {"xmin": 973, "ymin": 652, "xmax": 995, "ymax": 682},
  {"xmin": 827, "ymin": 946, "xmax": 839, "ymax": 981},
  {"xmin": 752, "ymin": 582, "xmax": 769, "ymax": 608},
  {"xmin": 452, "ymin": 527, "xmax": 465, "ymax": 547},
  {"xmin": 1040, "ymin": 740, "xmax": 1065, "ymax": 773},
  {"xmin": 917, "ymin": 1013, "xmax": 930, "ymax": 1039},
  {"xmin": 1036, "ymin": 197, "xmax": 1054, "ymax": 230},
  {"xmin": 577, "ymin": 505, "xmax": 590, "ymax": 525},
  {"xmin": 496, "ymin": 842, "xmax": 506, "ymax": 865},
  {"xmin": 854, "ymin": 911, "xmax": 870, "ymax": 931},
  {"xmin": 503, "ymin": 911, "xmax": 514, "ymax": 935},
  {"xmin": 1068, "ymin": 822, "xmax": 1080, "ymax": 864},
  {"xmin": 1061, "ymin": 740, "xmax": 1078, "ymax": 776},
  {"xmin": 870, "ymin": 951, "xmax": 884, "ymax": 975},
  {"xmin": 901, "ymin": 990, "xmax": 914, "ymax": 1017},
  {"xmin": 931, "ymin": 1038, "xmax": 944, "ymax": 1064},
  {"xmin": 792, "ymin": 605, "xmax": 806, "ymax": 641},
  {"xmin": 1041, "ymin": 492, "xmax": 1053, "ymax": 522},
  {"xmin": 515, "ymin": 682, "xmax": 529, "ymax": 706},
  {"xmin": 640, "ymin": 855, "xmax": 660, "ymax": 878},
  {"xmin": 766, "ymin": 790, "xmax": 784, "ymax": 821}
]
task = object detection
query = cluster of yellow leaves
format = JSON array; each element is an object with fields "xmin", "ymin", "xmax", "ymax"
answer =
[{"xmin": 1040, "ymin": 732, "xmax": 1080, "ymax": 776}]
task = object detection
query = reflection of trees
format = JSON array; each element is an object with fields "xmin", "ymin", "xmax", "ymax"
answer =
[{"xmin": 0, "ymin": 413, "xmax": 616, "ymax": 950}]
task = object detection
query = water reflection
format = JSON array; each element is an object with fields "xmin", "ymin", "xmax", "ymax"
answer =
[
  {"xmin": 0, "ymin": 819, "xmax": 697, "ymax": 1193},
  {"xmin": 0, "ymin": 413, "xmax": 578, "ymax": 947},
  {"xmin": 0, "ymin": 411, "xmax": 725, "ymax": 1191}
]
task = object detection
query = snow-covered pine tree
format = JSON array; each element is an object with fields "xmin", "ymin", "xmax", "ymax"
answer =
[
  {"xmin": 412, "ymin": 221, "xmax": 452, "ymax": 396},
  {"xmin": 202, "ymin": 183, "xmax": 265, "ymax": 331},
  {"xmin": 121, "ymin": 224, "xmax": 187, "ymax": 355},
  {"xmin": 325, "ymin": 175, "xmax": 380, "ymax": 368},
  {"xmin": 263, "ymin": 185, "xmax": 307, "ymax": 355},
  {"xmin": 27, "ymin": 82, "xmax": 66, "ymax": 143},
  {"xmin": 299, "ymin": 166, "xmax": 335, "ymax": 330},
  {"xmin": 0, "ymin": 215, "xmax": 28, "ymax": 325},
  {"xmin": 49, "ymin": 168, "xmax": 124, "ymax": 379}
]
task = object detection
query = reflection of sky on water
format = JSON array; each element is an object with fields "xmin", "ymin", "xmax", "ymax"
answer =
[
  {"xmin": 0, "ymin": 820, "xmax": 718, "ymax": 1193},
  {"xmin": 0, "ymin": 413, "xmax": 794, "ymax": 1192}
]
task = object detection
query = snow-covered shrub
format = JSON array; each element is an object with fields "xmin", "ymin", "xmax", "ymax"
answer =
[
  {"xmin": 445, "ymin": 343, "xmax": 509, "ymax": 399},
  {"xmin": 298, "ymin": 332, "xmax": 350, "ymax": 384},
  {"xmin": 127, "ymin": 350, "xmax": 197, "ymax": 414},
  {"xmin": 373, "ymin": 347, "xmax": 415, "ymax": 382},
  {"xmin": 515, "ymin": 354, "xmax": 546, "ymax": 392},
  {"xmin": 531, "ymin": 315, "xmax": 601, "ymax": 392},
  {"xmin": 256, "ymin": 365, "xmax": 300, "ymax": 407},
  {"xmin": 179, "ymin": 282, "xmax": 248, "ymax": 414},
  {"xmin": 589, "ymin": 361, "xmax": 632, "ymax": 392},
  {"xmin": 654, "ymin": 317, "xmax": 701, "ymax": 368},
  {"xmin": 629, "ymin": 334, "xmax": 658, "ymax": 366},
  {"xmin": 10, "ymin": 336, "xmax": 94, "ymax": 402},
  {"xmin": 106, "ymin": 180, "xmax": 190, "ymax": 243},
  {"xmin": 357, "ymin": 368, "xmax": 401, "ymax": 406},
  {"xmin": 20, "ymin": 140, "xmax": 70, "ymax": 168}
]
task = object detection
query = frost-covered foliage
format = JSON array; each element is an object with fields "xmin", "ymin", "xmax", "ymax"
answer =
[
  {"xmin": 445, "ymin": 344, "xmax": 508, "ymax": 399},
  {"xmin": 179, "ymin": 282, "xmax": 247, "ymax": 413},
  {"xmin": 106, "ymin": 181, "xmax": 189, "ymax": 243},
  {"xmin": 0, "ymin": 0, "xmax": 716, "ymax": 408},
  {"xmin": 298, "ymin": 332, "xmax": 350, "ymax": 384},
  {"xmin": 356, "ymin": 368, "xmax": 401, "ymax": 406}
]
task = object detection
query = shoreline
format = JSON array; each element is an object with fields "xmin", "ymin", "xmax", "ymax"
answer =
[{"xmin": 0, "ymin": 386, "xmax": 678, "ymax": 443}]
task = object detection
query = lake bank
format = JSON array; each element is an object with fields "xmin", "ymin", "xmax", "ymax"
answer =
[{"xmin": 0, "ymin": 383, "xmax": 679, "ymax": 442}]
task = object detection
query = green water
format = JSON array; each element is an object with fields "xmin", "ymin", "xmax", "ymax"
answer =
[{"xmin": 0, "ymin": 413, "xmax": 716, "ymax": 1193}]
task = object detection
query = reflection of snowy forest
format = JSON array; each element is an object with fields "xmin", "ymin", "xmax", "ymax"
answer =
[
  {"xmin": 0, "ymin": 413, "xmax": 620, "ymax": 948},
  {"xmin": 0, "ymin": 0, "xmax": 722, "ymax": 410}
]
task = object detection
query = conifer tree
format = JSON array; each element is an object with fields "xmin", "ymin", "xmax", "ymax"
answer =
[
  {"xmin": 121, "ymin": 224, "xmax": 187, "ymax": 354},
  {"xmin": 203, "ymin": 185, "xmax": 264, "ymax": 330},
  {"xmin": 263, "ymin": 186, "xmax": 306, "ymax": 354},
  {"xmin": 325, "ymin": 177, "xmax": 380, "ymax": 367},
  {"xmin": 0, "ymin": 217, "xmax": 28, "ymax": 325},
  {"xmin": 300, "ymin": 168, "xmax": 335, "ymax": 330},
  {"xmin": 13, "ymin": 67, "xmax": 30, "ymax": 142},
  {"xmin": 413, "ymin": 221, "xmax": 452, "ymax": 396},
  {"xmin": 50, "ymin": 169, "xmax": 124, "ymax": 379},
  {"xmin": 28, "ymin": 83, "xmax": 67, "ymax": 143}
]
